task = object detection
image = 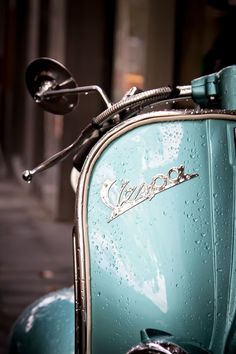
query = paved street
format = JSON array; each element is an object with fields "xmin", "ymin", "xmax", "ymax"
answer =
[{"xmin": 0, "ymin": 174, "xmax": 73, "ymax": 353}]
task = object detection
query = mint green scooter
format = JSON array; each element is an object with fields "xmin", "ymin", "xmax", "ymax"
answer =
[{"xmin": 8, "ymin": 58, "xmax": 236, "ymax": 354}]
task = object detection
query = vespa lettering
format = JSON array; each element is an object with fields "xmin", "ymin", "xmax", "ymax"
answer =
[{"xmin": 101, "ymin": 165, "xmax": 198, "ymax": 222}]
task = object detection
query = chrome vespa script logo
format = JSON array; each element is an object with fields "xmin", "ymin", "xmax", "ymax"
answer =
[{"xmin": 101, "ymin": 165, "xmax": 198, "ymax": 222}]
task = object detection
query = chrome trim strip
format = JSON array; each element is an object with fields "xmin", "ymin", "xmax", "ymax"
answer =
[{"xmin": 74, "ymin": 110, "xmax": 236, "ymax": 354}]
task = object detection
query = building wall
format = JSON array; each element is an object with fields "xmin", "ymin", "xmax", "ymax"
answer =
[{"xmin": 112, "ymin": 0, "xmax": 176, "ymax": 101}]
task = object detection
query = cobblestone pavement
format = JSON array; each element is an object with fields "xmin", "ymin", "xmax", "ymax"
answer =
[{"xmin": 0, "ymin": 176, "xmax": 73, "ymax": 353}]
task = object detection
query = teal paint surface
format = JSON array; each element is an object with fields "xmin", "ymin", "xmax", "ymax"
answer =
[
  {"xmin": 8, "ymin": 287, "xmax": 74, "ymax": 354},
  {"xmin": 87, "ymin": 119, "xmax": 236, "ymax": 353},
  {"xmin": 192, "ymin": 65, "xmax": 236, "ymax": 109}
]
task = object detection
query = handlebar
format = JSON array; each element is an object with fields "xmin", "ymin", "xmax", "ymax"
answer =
[
  {"xmin": 23, "ymin": 85, "xmax": 185, "ymax": 182},
  {"xmin": 22, "ymin": 62, "xmax": 236, "ymax": 183}
]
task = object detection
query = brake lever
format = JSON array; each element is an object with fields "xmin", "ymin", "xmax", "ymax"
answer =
[{"xmin": 22, "ymin": 124, "xmax": 100, "ymax": 183}]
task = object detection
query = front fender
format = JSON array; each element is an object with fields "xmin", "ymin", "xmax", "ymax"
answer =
[{"xmin": 8, "ymin": 287, "xmax": 74, "ymax": 354}]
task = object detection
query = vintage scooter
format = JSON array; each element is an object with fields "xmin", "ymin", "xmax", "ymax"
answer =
[{"xmin": 8, "ymin": 58, "xmax": 236, "ymax": 354}]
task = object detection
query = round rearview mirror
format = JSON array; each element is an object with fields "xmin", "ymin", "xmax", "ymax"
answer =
[{"xmin": 26, "ymin": 57, "xmax": 79, "ymax": 114}]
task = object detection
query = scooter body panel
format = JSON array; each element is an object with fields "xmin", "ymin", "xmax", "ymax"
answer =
[
  {"xmin": 76, "ymin": 112, "xmax": 236, "ymax": 353},
  {"xmin": 8, "ymin": 287, "xmax": 74, "ymax": 354}
]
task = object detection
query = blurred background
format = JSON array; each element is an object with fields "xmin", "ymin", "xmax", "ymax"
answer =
[
  {"xmin": 0, "ymin": 0, "xmax": 236, "ymax": 352},
  {"xmin": 2, "ymin": 0, "xmax": 236, "ymax": 220}
]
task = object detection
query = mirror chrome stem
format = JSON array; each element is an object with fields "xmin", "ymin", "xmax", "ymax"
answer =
[{"xmin": 36, "ymin": 85, "xmax": 112, "ymax": 109}]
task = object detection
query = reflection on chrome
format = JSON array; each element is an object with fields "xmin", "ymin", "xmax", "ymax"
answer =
[{"xmin": 127, "ymin": 341, "xmax": 188, "ymax": 354}]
